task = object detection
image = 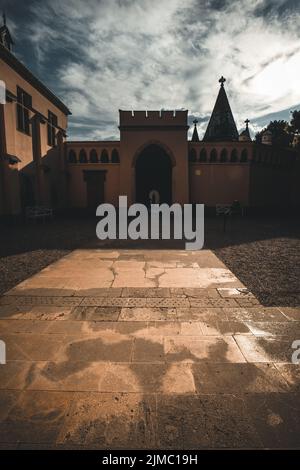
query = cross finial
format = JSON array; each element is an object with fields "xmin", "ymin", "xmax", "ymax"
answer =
[
  {"xmin": 193, "ymin": 119, "xmax": 198, "ymax": 126},
  {"xmin": 219, "ymin": 76, "xmax": 226, "ymax": 87},
  {"xmin": 2, "ymin": 12, "xmax": 6, "ymax": 26},
  {"xmin": 245, "ymin": 119, "xmax": 250, "ymax": 129}
]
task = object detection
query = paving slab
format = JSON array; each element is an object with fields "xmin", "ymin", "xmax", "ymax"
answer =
[
  {"xmin": 246, "ymin": 321, "xmax": 300, "ymax": 337},
  {"xmin": 0, "ymin": 391, "xmax": 73, "ymax": 444},
  {"xmin": 164, "ymin": 336, "xmax": 246, "ymax": 363},
  {"xmin": 192, "ymin": 363, "xmax": 289, "ymax": 393},
  {"xmin": 0, "ymin": 390, "xmax": 21, "ymax": 421},
  {"xmin": 176, "ymin": 306, "xmax": 225, "ymax": 321},
  {"xmin": 1, "ymin": 333, "xmax": 66, "ymax": 361},
  {"xmin": 224, "ymin": 307, "xmax": 289, "ymax": 323},
  {"xmin": 60, "ymin": 333, "xmax": 134, "ymax": 362},
  {"xmin": 0, "ymin": 361, "xmax": 33, "ymax": 390},
  {"xmin": 274, "ymin": 364, "xmax": 300, "ymax": 391},
  {"xmin": 199, "ymin": 319, "xmax": 252, "ymax": 335},
  {"xmin": 244, "ymin": 393, "xmax": 300, "ymax": 448},
  {"xmin": 57, "ymin": 392, "xmax": 156, "ymax": 449},
  {"xmin": 278, "ymin": 307, "xmax": 300, "ymax": 321},
  {"xmin": 25, "ymin": 361, "xmax": 108, "ymax": 392},
  {"xmin": 234, "ymin": 335, "xmax": 295, "ymax": 363},
  {"xmin": 156, "ymin": 394, "xmax": 261, "ymax": 449},
  {"xmin": 119, "ymin": 307, "xmax": 176, "ymax": 322},
  {"xmin": 71, "ymin": 306, "xmax": 120, "ymax": 322},
  {"xmin": 98, "ymin": 363, "xmax": 195, "ymax": 394}
]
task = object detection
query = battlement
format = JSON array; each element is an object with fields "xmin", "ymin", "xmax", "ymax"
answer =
[{"xmin": 119, "ymin": 110, "xmax": 188, "ymax": 127}]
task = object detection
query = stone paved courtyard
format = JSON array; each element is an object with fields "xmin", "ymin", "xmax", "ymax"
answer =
[{"xmin": 0, "ymin": 247, "xmax": 300, "ymax": 449}]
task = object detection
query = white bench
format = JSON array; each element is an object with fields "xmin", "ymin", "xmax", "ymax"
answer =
[
  {"xmin": 25, "ymin": 206, "xmax": 53, "ymax": 222},
  {"xmin": 216, "ymin": 204, "xmax": 232, "ymax": 216}
]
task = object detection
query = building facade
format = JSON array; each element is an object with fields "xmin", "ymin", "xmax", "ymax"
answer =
[
  {"xmin": 1, "ymin": 18, "xmax": 299, "ymax": 218},
  {"xmin": 0, "ymin": 18, "xmax": 70, "ymax": 217}
]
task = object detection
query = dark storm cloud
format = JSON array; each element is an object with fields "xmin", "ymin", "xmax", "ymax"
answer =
[
  {"xmin": 1, "ymin": 0, "xmax": 300, "ymax": 140},
  {"xmin": 254, "ymin": 0, "xmax": 300, "ymax": 18}
]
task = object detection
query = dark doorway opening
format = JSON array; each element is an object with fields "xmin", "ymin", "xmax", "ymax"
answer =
[
  {"xmin": 135, "ymin": 144, "xmax": 172, "ymax": 205},
  {"xmin": 83, "ymin": 170, "xmax": 106, "ymax": 210}
]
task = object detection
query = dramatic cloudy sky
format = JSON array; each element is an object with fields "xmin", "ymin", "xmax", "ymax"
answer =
[{"xmin": 2, "ymin": 0, "xmax": 300, "ymax": 140}]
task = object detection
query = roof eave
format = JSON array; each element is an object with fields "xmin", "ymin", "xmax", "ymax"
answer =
[{"xmin": 0, "ymin": 43, "xmax": 71, "ymax": 116}]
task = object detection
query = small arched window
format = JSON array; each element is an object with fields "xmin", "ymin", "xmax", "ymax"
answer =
[
  {"xmin": 111, "ymin": 149, "xmax": 120, "ymax": 163},
  {"xmin": 210, "ymin": 148, "xmax": 217, "ymax": 162},
  {"xmin": 220, "ymin": 148, "xmax": 228, "ymax": 162},
  {"xmin": 230, "ymin": 148, "xmax": 238, "ymax": 162},
  {"xmin": 100, "ymin": 149, "xmax": 109, "ymax": 163},
  {"xmin": 79, "ymin": 149, "xmax": 87, "ymax": 163},
  {"xmin": 199, "ymin": 148, "xmax": 207, "ymax": 162},
  {"xmin": 189, "ymin": 148, "xmax": 197, "ymax": 162},
  {"xmin": 90, "ymin": 149, "xmax": 98, "ymax": 163},
  {"xmin": 68, "ymin": 149, "xmax": 77, "ymax": 163},
  {"xmin": 240, "ymin": 148, "xmax": 248, "ymax": 162}
]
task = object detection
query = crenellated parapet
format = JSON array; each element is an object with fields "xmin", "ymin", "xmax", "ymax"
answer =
[{"xmin": 119, "ymin": 110, "xmax": 189, "ymax": 130}]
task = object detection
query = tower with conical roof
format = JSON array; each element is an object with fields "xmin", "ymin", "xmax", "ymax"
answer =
[
  {"xmin": 239, "ymin": 119, "xmax": 251, "ymax": 142},
  {"xmin": 0, "ymin": 13, "xmax": 14, "ymax": 52},
  {"xmin": 191, "ymin": 119, "xmax": 200, "ymax": 142},
  {"xmin": 203, "ymin": 76, "xmax": 238, "ymax": 142}
]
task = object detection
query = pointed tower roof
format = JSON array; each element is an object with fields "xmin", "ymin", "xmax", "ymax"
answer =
[
  {"xmin": 239, "ymin": 119, "xmax": 251, "ymax": 141},
  {"xmin": 191, "ymin": 119, "xmax": 200, "ymax": 142},
  {"xmin": 203, "ymin": 76, "xmax": 239, "ymax": 142},
  {"xmin": 0, "ymin": 13, "xmax": 14, "ymax": 52}
]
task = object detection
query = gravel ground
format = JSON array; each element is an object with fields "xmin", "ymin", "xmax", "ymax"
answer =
[
  {"xmin": 0, "ymin": 215, "xmax": 299, "ymax": 306},
  {"xmin": 206, "ymin": 216, "xmax": 300, "ymax": 306},
  {"xmin": 0, "ymin": 218, "xmax": 95, "ymax": 295}
]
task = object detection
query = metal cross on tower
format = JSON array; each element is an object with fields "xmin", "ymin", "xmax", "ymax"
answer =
[{"xmin": 219, "ymin": 76, "xmax": 226, "ymax": 87}]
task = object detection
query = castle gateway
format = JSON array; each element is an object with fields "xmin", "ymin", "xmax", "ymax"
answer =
[{"xmin": 66, "ymin": 81, "xmax": 299, "ymax": 211}]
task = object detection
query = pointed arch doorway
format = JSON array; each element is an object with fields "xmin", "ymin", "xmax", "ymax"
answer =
[{"xmin": 135, "ymin": 144, "xmax": 172, "ymax": 205}]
